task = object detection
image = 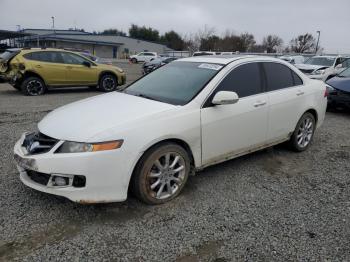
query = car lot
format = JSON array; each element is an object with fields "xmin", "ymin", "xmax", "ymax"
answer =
[{"xmin": 0, "ymin": 62, "xmax": 350, "ymax": 261}]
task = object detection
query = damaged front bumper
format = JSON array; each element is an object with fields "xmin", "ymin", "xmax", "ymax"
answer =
[{"xmin": 13, "ymin": 132, "xmax": 135, "ymax": 203}]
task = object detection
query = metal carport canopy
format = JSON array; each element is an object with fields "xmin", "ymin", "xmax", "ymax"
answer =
[{"xmin": 0, "ymin": 30, "xmax": 31, "ymax": 41}]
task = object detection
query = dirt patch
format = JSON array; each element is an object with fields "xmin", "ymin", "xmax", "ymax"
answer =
[
  {"xmin": 176, "ymin": 240, "xmax": 224, "ymax": 262},
  {"xmin": 0, "ymin": 222, "xmax": 82, "ymax": 261}
]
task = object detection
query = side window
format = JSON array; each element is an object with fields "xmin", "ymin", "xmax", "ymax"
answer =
[
  {"xmin": 263, "ymin": 62, "xmax": 294, "ymax": 91},
  {"xmin": 61, "ymin": 52, "xmax": 87, "ymax": 65},
  {"xmin": 215, "ymin": 62, "xmax": 262, "ymax": 98},
  {"xmin": 292, "ymin": 71, "xmax": 303, "ymax": 86},
  {"xmin": 24, "ymin": 52, "xmax": 47, "ymax": 62},
  {"xmin": 49, "ymin": 52, "xmax": 64, "ymax": 63}
]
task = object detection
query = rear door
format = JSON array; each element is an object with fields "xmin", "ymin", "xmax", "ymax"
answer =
[
  {"xmin": 24, "ymin": 51, "xmax": 67, "ymax": 85},
  {"xmin": 201, "ymin": 62, "xmax": 269, "ymax": 165},
  {"xmin": 263, "ymin": 62, "xmax": 307, "ymax": 141},
  {"xmin": 61, "ymin": 52, "xmax": 98, "ymax": 85}
]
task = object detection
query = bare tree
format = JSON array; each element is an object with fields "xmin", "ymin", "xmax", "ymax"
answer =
[
  {"xmin": 237, "ymin": 33, "xmax": 256, "ymax": 52},
  {"xmin": 183, "ymin": 25, "xmax": 216, "ymax": 53},
  {"xmin": 289, "ymin": 33, "xmax": 316, "ymax": 53},
  {"xmin": 262, "ymin": 35, "xmax": 283, "ymax": 53}
]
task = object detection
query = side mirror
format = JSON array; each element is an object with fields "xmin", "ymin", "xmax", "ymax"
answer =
[
  {"xmin": 82, "ymin": 61, "xmax": 91, "ymax": 67},
  {"xmin": 212, "ymin": 91, "xmax": 239, "ymax": 105}
]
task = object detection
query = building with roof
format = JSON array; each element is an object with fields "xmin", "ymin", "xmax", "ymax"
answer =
[{"xmin": 14, "ymin": 29, "xmax": 172, "ymax": 58}]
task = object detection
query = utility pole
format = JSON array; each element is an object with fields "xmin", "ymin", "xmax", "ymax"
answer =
[
  {"xmin": 315, "ymin": 31, "xmax": 320, "ymax": 54},
  {"xmin": 51, "ymin": 16, "xmax": 55, "ymax": 29}
]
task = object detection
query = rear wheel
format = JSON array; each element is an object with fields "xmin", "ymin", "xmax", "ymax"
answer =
[
  {"xmin": 289, "ymin": 112, "xmax": 315, "ymax": 152},
  {"xmin": 21, "ymin": 77, "xmax": 46, "ymax": 96},
  {"xmin": 131, "ymin": 143, "xmax": 191, "ymax": 205},
  {"xmin": 99, "ymin": 74, "xmax": 117, "ymax": 92}
]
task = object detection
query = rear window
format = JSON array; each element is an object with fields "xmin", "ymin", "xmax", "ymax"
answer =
[
  {"xmin": 0, "ymin": 50, "xmax": 19, "ymax": 61},
  {"xmin": 24, "ymin": 51, "xmax": 64, "ymax": 63}
]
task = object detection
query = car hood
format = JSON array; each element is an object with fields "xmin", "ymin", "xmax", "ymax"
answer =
[
  {"xmin": 326, "ymin": 76, "xmax": 350, "ymax": 93},
  {"xmin": 295, "ymin": 64, "xmax": 328, "ymax": 71},
  {"xmin": 38, "ymin": 92, "xmax": 176, "ymax": 142}
]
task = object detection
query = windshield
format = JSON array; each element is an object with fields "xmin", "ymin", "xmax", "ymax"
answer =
[
  {"xmin": 305, "ymin": 57, "xmax": 335, "ymax": 67},
  {"xmin": 125, "ymin": 61, "xmax": 223, "ymax": 105},
  {"xmin": 338, "ymin": 67, "xmax": 350, "ymax": 78}
]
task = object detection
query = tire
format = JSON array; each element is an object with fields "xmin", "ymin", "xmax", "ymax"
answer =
[
  {"xmin": 131, "ymin": 58, "xmax": 137, "ymax": 63},
  {"xmin": 131, "ymin": 143, "xmax": 191, "ymax": 205},
  {"xmin": 288, "ymin": 112, "xmax": 316, "ymax": 152},
  {"xmin": 21, "ymin": 77, "xmax": 46, "ymax": 96},
  {"xmin": 99, "ymin": 74, "xmax": 117, "ymax": 92}
]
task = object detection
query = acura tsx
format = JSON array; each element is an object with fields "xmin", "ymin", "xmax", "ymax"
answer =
[{"xmin": 14, "ymin": 56, "xmax": 327, "ymax": 204}]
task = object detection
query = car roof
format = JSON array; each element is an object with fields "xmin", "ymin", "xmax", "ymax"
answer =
[
  {"xmin": 178, "ymin": 55, "xmax": 285, "ymax": 65},
  {"xmin": 18, "ymin": 48, "xmax": 81, "ymax": 54},
  {"xmin": 311, "ymin": 55, "xmax": 338, "ymax": 59}
]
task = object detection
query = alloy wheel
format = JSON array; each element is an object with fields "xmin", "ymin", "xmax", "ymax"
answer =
[
  {"xmin": 296, "ymin": 116, "xmax": 314, "ymax": 148},
  {"xmin": 102, "ymin": 76, "xmax": 116, "ymax": 91},
  {"xmin": 146, "ymin": 152, "xmax": 186, "ymax": 200},
  {"xmin": 26, "ymin": 80, "xmax": 44, "ymax": 96}
]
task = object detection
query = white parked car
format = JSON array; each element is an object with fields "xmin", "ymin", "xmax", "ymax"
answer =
[
  {"xmin": 14, "ymin": 56, "xmax": 327, "ymax": 204},
  {"xmin": 193, "ymin": 51, "xmax": 216, "ymax": 56},
  {"xmin": 129, "ymin": 52, "xmax": 157, "ymax": 63},
  {"xmin": 296, "ymin": 56, "xmax": 350, "ymax": 81},
  {"xmin": 279, "ymin": 55, "xmax": 305, "ymax": 65}
]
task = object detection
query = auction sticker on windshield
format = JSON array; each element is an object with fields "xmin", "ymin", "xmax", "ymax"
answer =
[{"xmin": 198, "ymin": 63, "xmax": 223, "ymax": 71}]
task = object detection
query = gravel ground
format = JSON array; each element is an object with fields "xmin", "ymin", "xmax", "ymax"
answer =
[{"xmin": 0, "ymin": 67, "xmax": 349, "ymax": 261}]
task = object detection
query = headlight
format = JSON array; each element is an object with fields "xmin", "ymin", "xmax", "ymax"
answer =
[
  {"xmin": 312, "ymin": 69, "xmax": 326, "ymax": 75},
  {"xmin": 56, "ymin": 140, "xmax": 123, "ymax": 153},
  {"xmin": 116, "ymin": 68, "xmax": 124, "ymax": 73}
]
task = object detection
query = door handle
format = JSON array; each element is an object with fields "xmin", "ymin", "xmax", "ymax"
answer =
[
  {"xmin": 66, "ymin": 66, "xmax": 73, "ymax": 69},
  {"xmin": 253, "ymin": 101, "xmax": 266, "ymax": 107},
  {"xmin": 35, "ymin": 65, "xmax": 42, "ymax": 68},
  {"xmin": 296, "ymin": 90, "xmax": 305, "ymax": 96}
]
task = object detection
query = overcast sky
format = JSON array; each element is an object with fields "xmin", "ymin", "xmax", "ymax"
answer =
[{"xmin": 1, "ymin": 0, "xmax": 349, "ymax": 53}]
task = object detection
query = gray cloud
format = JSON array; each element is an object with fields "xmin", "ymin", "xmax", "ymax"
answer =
[{"xmin": 0, "ymin": 0, "xmax": 349, "ymax": 53}]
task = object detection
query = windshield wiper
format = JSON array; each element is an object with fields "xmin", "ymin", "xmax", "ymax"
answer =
[{"xmin": 137, "ymin": 94, "xmax": 159, "ymax": 101}]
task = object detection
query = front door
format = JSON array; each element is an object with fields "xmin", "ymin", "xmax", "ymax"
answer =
[
  {"xmin": 201, "ymin": 62, "xmax": 268, "ymax": 166},
  {"xmin": 60, "ymin": 52, "xmax": 98, "ymax": 85}
]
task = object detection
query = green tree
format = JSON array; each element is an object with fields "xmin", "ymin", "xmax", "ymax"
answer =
[
  {"xmin": 99, "ymin": 28, "xmax": 126, "ymax": 36},
  {"xmin": 160, "ymin": 30, "xmax": 185, "ymax": 50},
  {"xmin": 129, "ymin": 24, "xmax": 160, "ymax": 42}
]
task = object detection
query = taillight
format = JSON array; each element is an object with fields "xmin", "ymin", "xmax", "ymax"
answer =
[{"xmin": 324, "ymin": 87, "xmax": 329, "ymax": 97}]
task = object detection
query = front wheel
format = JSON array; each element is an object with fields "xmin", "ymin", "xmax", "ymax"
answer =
[
  {"xmin": 288, "ymin": 112, "xmax": 316, "ymax": 152},
  {"xmin": 21, "ymin": 77, "xmax": 46, "ymax": 96},
  {"xmin": 99, "ymin": 74, "xmax": 117, "ymax": 92},
  {"xmin": 131, "ymin": 143, "xmax": 191, "ymax": 205}
]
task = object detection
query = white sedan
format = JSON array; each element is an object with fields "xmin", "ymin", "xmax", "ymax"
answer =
[{"xmin": 14, "ymin": 56, "xmax": 327, "ymax": 204}]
